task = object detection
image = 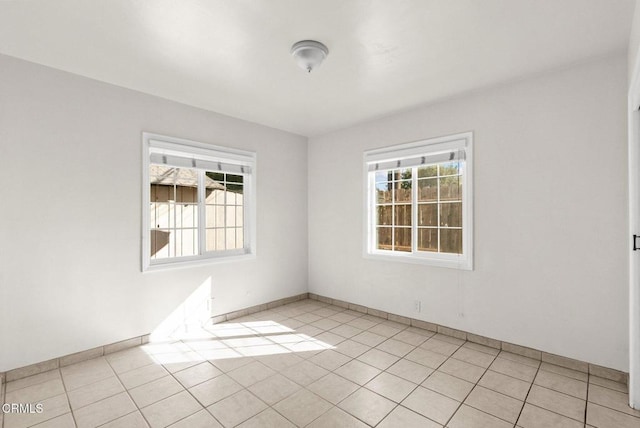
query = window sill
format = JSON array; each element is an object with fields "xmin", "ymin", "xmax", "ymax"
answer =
[
  {"xmin": 143, "ymin": 251, "xmax": 256, "ymax": 272},
  {"xmin": 363, "ymin": 251, "xmax": 473, "ymax": 270}
]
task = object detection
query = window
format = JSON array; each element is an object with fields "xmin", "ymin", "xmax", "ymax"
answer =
[
  {"xmin": 142, "ymin": 133, "xmax": 256, "ymax": 271},
  {"xmin": 364, "ymin": 132, "xmax": 473, "ymax": 269}
]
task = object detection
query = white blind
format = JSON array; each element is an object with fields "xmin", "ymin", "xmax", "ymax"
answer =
[
  {"xmin": 149, "ymin": 153, "xmax": 252, "ymax": 175},
  {"xmin": 367, "ymin": 149, "xmax": 465, "ymax": 172}
]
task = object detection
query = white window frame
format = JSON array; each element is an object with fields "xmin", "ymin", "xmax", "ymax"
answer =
[
  {"xmin": 363, "ymin": 132, "xmax": 473, "ymax": 270},
  {"xmin": 142, "ymin": 133, "xmax": 256, "ymax": 272}
]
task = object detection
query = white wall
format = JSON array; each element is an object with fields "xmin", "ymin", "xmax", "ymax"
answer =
[
  {"xmin": 0, "ymin": 54, "xmax": 308, "ymax": 372},
  {"xmin": 308, "ymin": 55, "xmax": 629, "ymax": 371}
]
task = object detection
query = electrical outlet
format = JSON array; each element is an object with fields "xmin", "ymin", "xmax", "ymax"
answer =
[{"xmin": 413, "ymin": 300, "xmax": 422, "ymax": 312}]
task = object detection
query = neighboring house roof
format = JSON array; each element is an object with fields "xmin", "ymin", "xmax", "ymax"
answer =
[{"xmin": 149, "ymin": 165, "xmax": 225, "ymax": 189}]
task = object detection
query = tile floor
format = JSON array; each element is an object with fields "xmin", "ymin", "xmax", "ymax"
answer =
[{"xmin": 1, "ymin": 299, "xmax": 639, "ymax": 428}]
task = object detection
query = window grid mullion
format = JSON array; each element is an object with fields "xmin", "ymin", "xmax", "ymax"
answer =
[
  {"xmin": 197, "ymin": 171, "xmax": 206, "ymax": 256},
  {"xmin": 412, "ymin": 167, "xmax": 417, "ymax": 254}
]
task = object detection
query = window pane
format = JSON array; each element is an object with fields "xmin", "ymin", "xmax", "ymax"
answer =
[
  {"xmin": 236, "ymin": 227, "xmax": 244, "ymax": 248},
  {"xmin": 376, "ymin": 182, "xmax": 392, "ymax": 203},
  {"xmin": 418, "ymin": 203, "xmax": 437, "ymax": 226},
  {"xmin": 226, "ymin": 206, "xmax": 236, "ymax": 227},
  {"xmin": 439, "ymin": 162, "xmax": 460, "ymax": 176},
  {"xmin": 176, "ymin": 229, "xmax": 198, "ymax": 257},
  {"xmin": 375, "ymin": 171, "xmax": 390, "ymax": 182},
  {"xmin": 418, "ymin": 228, "xmax": 438, "ymax": 252},
  {"xmin": 440, "ymin": 203, "xmax": 462, "ymax": 227},
  {"xmin": 206, "ymin": 188, "xmax": 225, "ymax": 204},
  {"xmin": 150, "ymin": 229, "xmax": 171, "ymax": 258},
  {"xmin": 236, "ymin": 206, "xmax": 244, "ymax": 227},
  {"xmin": 394, "ymin": 180, "xmax": 412, "ymax": 202},
  {"xmin": 393, "ymin": 168, "xmax": 412, "ymax": 181},
  {"xmin": 394, "ymin": 228, "xmax": 411, "ymax": 252},
  {"xmin": 418, "ymin": 165, "xmax": 437, "ymax": 178},
  {"xmin": 377, "ymin": 227, "xmax": 392, "ymax": 250},
  {"xmin": 418, "ymin": 178, "xmax": 437, "ymax": 202},
  {"xmin": 227, "ymin": 174, "xmax": 243, "ymax": 183},
  {"xmin": 207, "ymin": 172, "xmax": 225, "ymax": 182},
  {"xmin": 225, "ymin": 227, "xmax": 236, "ymax": 249},
  {"xmin": 439, "ymin": 176, "xmax": 462, "ymax": 201},
  {"xmin": 394, "ymin": 205, "xmax": 412, "ymax": 226},
  {"xmin": 377, "ymin": 206, "xmax": 392, "ymax": 225},
  {"xmin": 440, "ymin": 229, "xmax": 462, "ymax": 254}
]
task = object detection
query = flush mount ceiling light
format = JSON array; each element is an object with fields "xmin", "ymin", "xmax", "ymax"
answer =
[{"xmin": 290, "ymin": 40, "xmax": 329, "ymax": 73}]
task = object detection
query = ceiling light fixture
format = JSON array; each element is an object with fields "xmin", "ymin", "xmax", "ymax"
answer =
[{"xmin": 290, "ymin": 40, "xmax": 329, "ymax": 73}]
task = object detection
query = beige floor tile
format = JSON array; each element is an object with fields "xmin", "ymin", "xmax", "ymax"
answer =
[
  {"xmin": 282, "ymin": 360, "xmax": 329, "ymax": 386},
  {"xmin": 99, "ymin": 411, "xmax": 149, "ymax": 428},
  {"xmin": 237, "ymin": 408, "xmax": 296, "ymax": 428},
  {"xmin": 6, "ymin": 370, "xmax": 61, "ymax": 393},
  {"xmin": 422, "ymin": 371, "xmax": 474, "ymax": 401},
  {"xmin": 369, "ymin": 323, "xmax": 403, "ymax": 338},
  {"xmin": 61, "ymin": 358, "xmax": 116, "ymax": 391},
  {"xmin": 393, "ymin": 330, "xmax": 429, "ymax": 347},
  {"xmin": 129, "ymin": 375, "xmax": 184, "ymax": 408},
  {"xmin": 464, "ymin": 385, "xmax": 523, "ymax": 423},
  {"xmin": 273, "ymin": 389, "xmax": 332, "ymax": 427},
  {"xmin": 402, "ymin": 386, "xmax": 460, "ymax": 425},
  {"xmin": 462, "ymin": 342, "xmax": 500, "ymax": 356},
  {"xmin": 330, "ymin": 324, "xmax": 364, "ymax": 339},
  {"xmin": 405, "ymin": 348, "xmax": 448, "ymax": 369},
  {"xmin": 172, "ymin": 362, "xmax": 222, "ymax": 388},
  {"xmin": 166, "ymin": 409, "xmax": 222, "ymax": 428},
  {"xmin": 526, "ymin": 384, "xmax": 585, "ymax": 422},
  {"xmin": 432, "ymin": 334, "xmax": 465, "ymax": 345},
  {"xmin": 141, "ymin": 390, "xmax": 203, "ymax": 428},
  {"xmin": 347, "ymin": 318, "xmax": 379, "ymax": 331},
  {"xmin": 377, "ymin": 405, "xmax": 442, "ymax": 428},
  {"xmin": 5, "ymin": 378, "xmax": 65, "ymax": 404},
  {"xmin": 478, "ymin": 370, "xmax": 531, "ymax": 401},
  {"xmin": 254, "ymin": 353, "xmax": 304, "ymax": 372},
  {"xmin": 498, "ymin": 351, "xmax": 541, "ymax": 368},
  {"xmin": 315, "ymin": 331, "xmax": 346, "ymax": 346},
  {"xmin": 357, "ymin": 348, "xmax": 399, "ymax": 370},
  {"xmin": 4, "ymin": 393, "xmax": 70, "ymax": 428},
  {"xmin": 67, "ymin": 376, "xmax": 124, "ymax": 410},
  {"xmin": 247, "ymin": 373, "xmax": 301, "ymax": 405},
  {"xmin": 306, "ymin": 406, "xmax": 369, "ymax": 428},
  {"xmin": 438, "ymin": 358, "xmax": 486, "ymax": 383},
  {"xmin": 311, "ymin": 318, "xmax": 341, "ymax": 331},
  {"xmin": 534, "ymin": 369, "xmax": 587, "ymax": 399},
  {"xmin": 338, "ymin": 387, "xmax": 396, "ymax": 426},
  {"xmin": 328, "ymin": 312, "xmax": 358, "ymax": 324},
  {"xmin": 73, "ymin": 392, "xmax": 137, "ymax": 428},
  {"xmin": 588, "ymin": 376, "xmax": 627, "ymax": 393},
  {"xmin": 106, "ymin": 350, "xmax": 156, "ymax": 375},
  {"xmin": 387, "ymin": 359, "xmax": 434, "ymax": 383},
  {"xmin": 490, "ymin": 357, "xmax": 538, "ymax": 382},
  {"xmin": 227, "ymin": 360, "xmax": 276, "ymax": 387},
  {"xmin": 420, "ymin": 338, "xmax": 461, "ymax": 356},
  {"xmin": 334, "ymin": 360, "xmax": 381, "ymax": 385},
  {"xmin": 309, "ymin": 349, "xmax": 351, "ymax": 371},
  {"xmin": 588, "ymin": 384, "xmax": 640, "ymax": 417},
  {"xmin": 308, "ymin": 373, "xmax": 359, "ymax": 404},
  {"xmin": 207, "ymin": 389, "xmax": 267, "ymax": 427},
  {"xmin": 189, "ymin": 374, "xmax": 243, "ymax": 407},
  {"xmin": 208, "ymin": 355, "xmax": 253, "ymax": 373},
  {"xmin": 351, "ymin": 331, "xmax": 387, "ymax": 347},
  {"xmin": 334, "ymin": 339, "xmax": 371, "ymax": 358},
  {"xmin": 448, "ymin": 404, "xmax": 513, "ymax": 428},
  {"xmin": 452, "ymin": 347, "xmax": 496, "ymax": 368},
  {"xmin": 539, "ymin": 362, "xmax": 588, "ymax": 382},
  {"xmin": 517, "ymin": 403, "xmax": 583, "ymax": 428},
  {"xmin": 376, "ymin": 338, "xmax": 415, "ymax": 357},
  {"xmin": 366, "ymin": 372, "xmax": 417, "ymax": 403},
  {"xmin": 118, "ymin": 364, "xmax": 168, "ymax": 390},
  {"xmin": 25, "ymin": 413, "xmax": 76, "ymax": 428},
  {"xmin": 586, "ymin": 402, "xmax": 640, "ymax": 428}
]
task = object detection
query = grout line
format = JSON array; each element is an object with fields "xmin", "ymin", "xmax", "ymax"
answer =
[{"xmin": 514, "ymin": 358, "xmax": 542, "ymax": 427}]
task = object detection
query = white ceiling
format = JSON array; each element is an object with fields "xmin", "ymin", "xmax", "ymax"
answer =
[{"xmin": 0, "ymin": 1, "xmax": 634, "ymax": 137}]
